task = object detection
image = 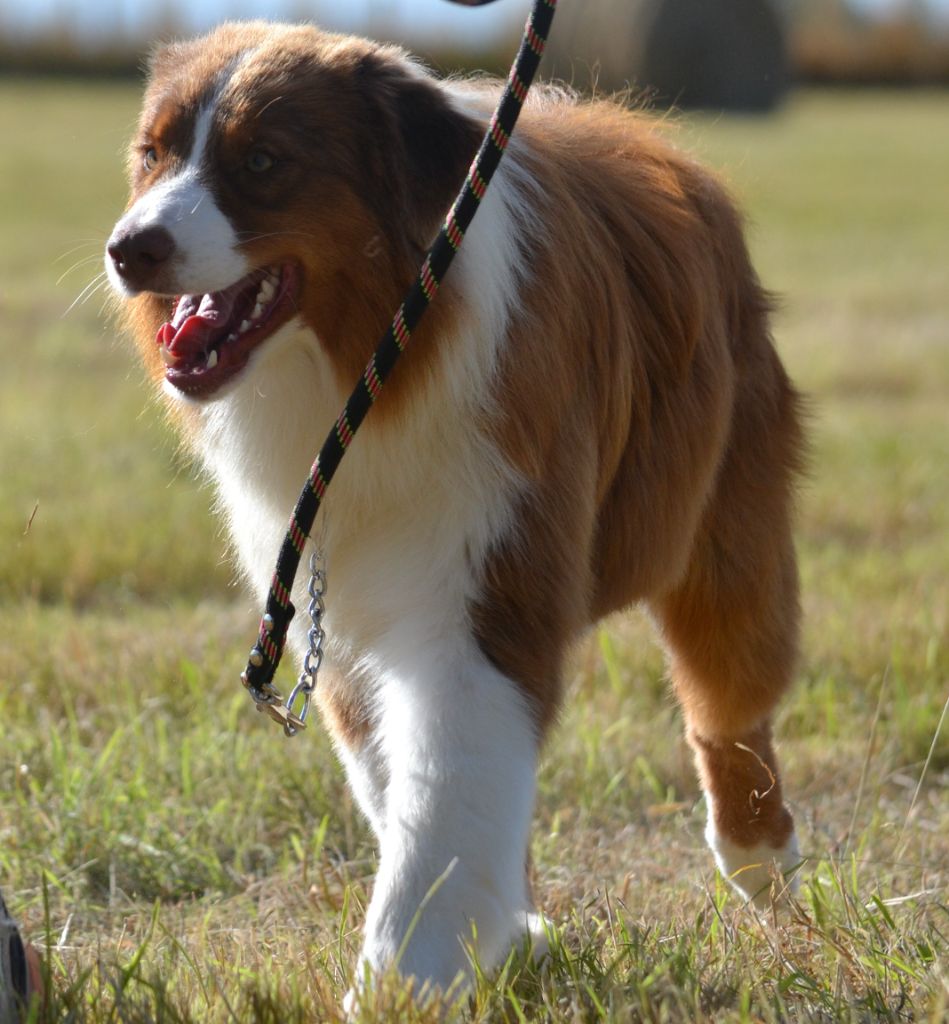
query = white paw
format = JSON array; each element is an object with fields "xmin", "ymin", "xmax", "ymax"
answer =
[
  {"xmin": 342, "ymin": 984, "xmax": 357, "ymax": 1019},
  {"xmin": 524, "ymin": 910, "xmax": 552, "ymax": 962},
  {"xmin": 343, "ymin": 963, "xmax": 464, "ymax": 1021},
  {"xmin": 707, "ymin": 825, "xmax": 802, "ymax": 907}
]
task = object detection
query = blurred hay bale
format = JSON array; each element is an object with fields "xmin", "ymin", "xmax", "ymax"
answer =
[{"xmin": 545, "ymin": 0, "xmax": 789, "ymax": 111}]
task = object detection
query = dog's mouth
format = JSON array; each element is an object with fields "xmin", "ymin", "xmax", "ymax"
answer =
[{"xmin": 156, "ymin": 263, "xmax": 300, "ymax": 398}]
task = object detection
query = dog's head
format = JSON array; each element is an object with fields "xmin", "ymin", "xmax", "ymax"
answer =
[{"xmin": 106, "ymin": 22, "xmax": 480, "ymax": 401}]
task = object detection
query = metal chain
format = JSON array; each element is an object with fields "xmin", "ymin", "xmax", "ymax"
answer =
[
  {"xmin": 282, "ymin": 549, "xmax": 326, "ymax": 736},
  {"xmin": 244, "ymin": 547, "xmax": 327, "ymax": 736}
]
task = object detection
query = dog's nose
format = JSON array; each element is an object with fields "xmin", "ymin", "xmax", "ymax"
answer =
[{"xmin": 107, "ymin": 224, "xmax": 175, "ymax": 289}]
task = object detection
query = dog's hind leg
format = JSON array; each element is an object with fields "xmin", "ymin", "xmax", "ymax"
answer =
[
  {"xmin": 650, "ymin": 371, "xmax": 805, "ymax": 905},
  {"xmin": 653, "ymin": 528, "xmax": 802, "ymax": 905}
]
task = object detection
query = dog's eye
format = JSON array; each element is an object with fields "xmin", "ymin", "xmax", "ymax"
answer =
[
  {"xmin": 143, "ymin": 147, "xmax": 159, "ymax": 172},
  {"xmin": 245, "ymin": 149, "xmax": 274, "ymax": 174}
]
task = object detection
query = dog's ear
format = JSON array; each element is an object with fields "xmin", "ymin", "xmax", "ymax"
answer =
[
  {"xmin": 390, "ymin": 67, "xmax": 482, "ymax": 238},
  {"xmin": 357, "ymin": 52, "xmax": 483, "ymax": 262}
]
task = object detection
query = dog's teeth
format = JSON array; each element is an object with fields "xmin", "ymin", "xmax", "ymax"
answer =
[
  {"xmin": 159, "ymin": 344, "xmax": 177, "ymax": 366},
  {"xmin": 206, "ymin": 349, "xmax": 218, "ymax": 369},
  {"xmin": 240, "ymin": 320, "xmax": 252, "ymax": 333},
  {"xmin": 251, "ymin": 302, "xmax": 264, "ymax": 319},
  {"xmin": 259, "ymin": 278, "xmax": 276, "ymax": 301}
]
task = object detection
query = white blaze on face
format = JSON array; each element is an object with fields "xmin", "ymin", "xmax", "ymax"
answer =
[{"xmin": 107, "ymin": 101, "xmax": 249, "ymax": 297}]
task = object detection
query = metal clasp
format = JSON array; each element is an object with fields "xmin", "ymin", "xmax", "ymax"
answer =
[{"xmin": 256, "ymin": 698, "xmax": 307, "ymax": 734}]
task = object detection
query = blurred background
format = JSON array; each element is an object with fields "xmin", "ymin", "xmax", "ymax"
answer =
[
  {"xmin": 2, "ymin": 0, "xmax": 949, "ymax": 101},
  {"xmin": 0, "ymin": 3, "xmax": 946, "ymax": 1018}
]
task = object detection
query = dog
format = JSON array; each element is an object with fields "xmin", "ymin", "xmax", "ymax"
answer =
[{"xmin": 106, "ymin": 21, "xmax": 805, "ymax": 1001}]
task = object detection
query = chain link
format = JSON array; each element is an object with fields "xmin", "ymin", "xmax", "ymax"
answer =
[{"xmin": 281, "ymin": 549, "xmax": 326, "ymax": 736}]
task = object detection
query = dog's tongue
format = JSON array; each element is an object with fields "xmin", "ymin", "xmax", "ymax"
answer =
[{"xmin": 157, "ymin": 287, "xmax": 241, "ymax": 359}]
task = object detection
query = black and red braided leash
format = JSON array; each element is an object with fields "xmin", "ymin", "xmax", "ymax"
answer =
[{"xmin": 241, "ymin": 0, "xmax": 557, "ymax": 734}]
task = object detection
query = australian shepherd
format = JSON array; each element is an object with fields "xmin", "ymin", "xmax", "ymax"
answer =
[{"xmin": 106, "ymin": 21, "xmax": 805, "ymax": 1001}]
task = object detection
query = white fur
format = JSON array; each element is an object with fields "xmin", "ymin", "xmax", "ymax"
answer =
[
  {"xmin": 106, "ymin": 105, "xmax": 248, "ymax": 297},
  {"xmin": 706, "ymin": 818, "xmax": 801, "ymax": 907}
]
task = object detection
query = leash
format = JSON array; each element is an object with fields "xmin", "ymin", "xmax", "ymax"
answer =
[{"xmin": 240, "ymin": 0, "xmax": 557, "ymax": 735}]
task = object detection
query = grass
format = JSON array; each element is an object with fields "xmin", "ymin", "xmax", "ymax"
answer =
[{"xmin": 1, "ymin": 79, "xmax": 947, "ymax": 1021}]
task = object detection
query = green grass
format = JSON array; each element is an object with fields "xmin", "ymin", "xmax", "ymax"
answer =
[{"xmin": 1, "ymin": 80, "xmax": 947, "ymax": 1021}]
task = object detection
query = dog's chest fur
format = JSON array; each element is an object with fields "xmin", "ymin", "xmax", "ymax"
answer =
[{"xmin": 191, "ymin": 149, "xmax": 532, "ymax": 671}]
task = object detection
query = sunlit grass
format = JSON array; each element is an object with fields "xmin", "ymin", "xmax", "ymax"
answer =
[{"xmin": 1, "ymin": 81, "xmax": 946, "ymax": 1021}]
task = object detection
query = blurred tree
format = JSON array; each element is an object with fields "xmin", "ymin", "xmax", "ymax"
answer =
[{"xmin": 545, "ymin": 0, "xmax": 789, "ymax": 111}]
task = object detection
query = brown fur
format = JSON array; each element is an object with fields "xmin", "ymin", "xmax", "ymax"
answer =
[
  {"xmin": 471, "ymin": 105, "xmax": 804, "ymax": 787},
  {"xmin": 315, "ymin": 668, "xmax": 373, "ymax": 751},
  {"xmin": 688, "ymin": 724, "xmax": 795, "ymax": 850}
]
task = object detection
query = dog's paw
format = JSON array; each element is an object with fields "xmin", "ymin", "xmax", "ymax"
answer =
[
  {"xmin": 523, "ymin": 910, "xmax": 553, "ymax": 962},
  {"xmin": 708, "ymin": 829, "xmax": 802, "ymax": 907},
  {"xmin": 342, "ymin": 984, "xmax": 358, "ymax": 1020},
  {"xmin": 343, "ymin": 969, "xmax": 464, "ymax": 1022}
]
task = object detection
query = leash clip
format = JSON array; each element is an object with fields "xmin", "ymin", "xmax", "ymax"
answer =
[
  {"xmin": 256, "ymin": 697, "xmax": 307, "ymax": 735},
  {"xmin": 240, "ymin": 672, "xmax": 307, "ymax": 737}
]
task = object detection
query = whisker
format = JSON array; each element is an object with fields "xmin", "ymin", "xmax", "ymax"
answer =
[
  {"xmin": 54, "ymin": 240, "xmax": 107, "ymax": 264},
  {"xmin": 56, "ymin": 254, "xmax": 107, "ymax": 286},
  {"xmin": 79, "ymin": 278, "xmax": 111, "ymax": 312},
  {"xmin": 63, "ymin": 272, "xmax": 108, "ymax": 318}
]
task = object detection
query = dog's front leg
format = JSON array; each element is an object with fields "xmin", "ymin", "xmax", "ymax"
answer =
[{"xmin": 355, "ymin": 650, "xmax": 539, "ymax": 1002}]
